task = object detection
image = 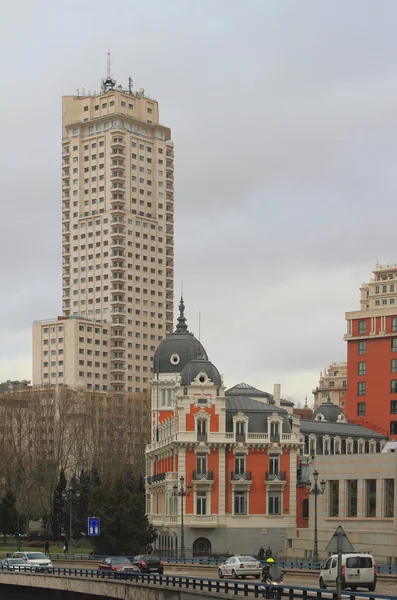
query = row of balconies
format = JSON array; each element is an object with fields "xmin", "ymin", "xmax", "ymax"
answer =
[
  {"xmin": 146, "ymin": 470, "xmax": 286, "ymax": 486},
  {"xmin": 147, "ymin": 431, "xmax": 298, "ymax": 452}
]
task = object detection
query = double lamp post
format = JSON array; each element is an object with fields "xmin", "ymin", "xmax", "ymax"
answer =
[
  {"xmin": 306, "ymin": 469, "xmax": 326, "ymax": 563},
  {"xmin": 172, "ymin": 476, "xmax": 192, "ymax": 559}
]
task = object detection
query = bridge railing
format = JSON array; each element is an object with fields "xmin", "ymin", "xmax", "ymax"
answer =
[
  {"xmin": 0, "ymin": 567, "xmax": 394, "ymax": 600},
  {"xmin": 7, "ymin": 553, "xmax": 397, "ymax": 575}
]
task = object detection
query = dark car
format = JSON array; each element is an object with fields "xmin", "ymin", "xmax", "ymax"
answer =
[
  {"xmin": 98, "ymin": 557, "xmax": 139, "ymax": 572},
  {"xmin": 133, "ymin": 555, "xmax": 164, "ymax": 574}
]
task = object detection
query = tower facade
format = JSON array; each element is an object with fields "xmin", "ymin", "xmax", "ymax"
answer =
[
  {"xmin": 345, "ymin": 262, "xmax": 397, "ymax": 437},
  {"xmin": 33, "ymin": 75, "xmax": 174, "ymax": 394}
]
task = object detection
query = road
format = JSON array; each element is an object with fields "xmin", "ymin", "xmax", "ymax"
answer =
[{"xmin": 165, "ymin": 566, "xmax": 397, "ymax": 596}]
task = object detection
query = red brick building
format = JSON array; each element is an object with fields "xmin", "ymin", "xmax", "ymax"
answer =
[{"xmin": 344, "ymin": 263, "xmax": 397, "ymax": 437}]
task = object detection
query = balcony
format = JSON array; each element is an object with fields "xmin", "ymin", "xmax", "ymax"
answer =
[
  {"xmin": 236, "ymin": 434, "xmax": 246, "ymax": 443},
  {"xmin": 192, "ymin": 471, "xmax": 214, "ymax": 482},
  {"xmin": 231, "ymin": 471, "xmax": 252, "ymax": 481},
  {"xmin": 197, "ymin": 433, "xmax": 207, "ymax": 442},
  {"xmin": 270, "ymin": 434, "xmax": 280, "ymax": 442},
  {"xmin": 187, "ymin": 515, "xmax": 218, "ymax": 528},
  {"xmin": 265, "ymin": 471, "xmax": 287, "ymax": 482},
  {"xmin": 147, "ymin": 473, "xmax": 166, "ymax": 485}
]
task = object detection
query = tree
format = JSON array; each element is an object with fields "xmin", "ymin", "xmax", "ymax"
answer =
[
  {"xmin": 89, "ymin": 476, "xmax": 156, "ymax": 555},
  {"xmin": 0, "ymin": 490, "xmax": 18, "ymax": 543},
  {"xmin": 50, "ymin": 469, "xmax": 67, "ymax": 538}
]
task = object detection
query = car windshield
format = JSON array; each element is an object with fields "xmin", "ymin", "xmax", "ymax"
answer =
[
  {"xmin": 238, "ymin": 556, "xmax": 256, "ymax": 562},
  {"xmin": 112, "ymin": 558, "xmax": 131, "ymax": 564},
  {"xmin": 26, "ymin": 553, "xmax": 47, "ymax": 560}
]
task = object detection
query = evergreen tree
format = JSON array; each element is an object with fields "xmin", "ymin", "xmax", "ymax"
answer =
[
  {"xmin": 0, "ymin": 490, "xmax": 18, "ymax": 543},
  {"xmin": 89, "ymin": 475, "xmax": 156, "ymax": 555},
  {"xmin": 50, "ymin": 469, "xmax": 67, "ymax": 538},
  {"xmin": 75, "ymin": 470, "xmax": 91, "ymax": 539}
]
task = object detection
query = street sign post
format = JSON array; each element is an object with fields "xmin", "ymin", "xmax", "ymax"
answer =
[
  {"xmin": 326, "ymin": 526, "xmax": 354, "ymax": 600},
  {"xmin": 88, "ymin": 517, "xmax": 100, "ymax": 536}
]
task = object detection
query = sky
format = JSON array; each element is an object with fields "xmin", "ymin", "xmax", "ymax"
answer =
[{"xmin": 1, "ymin": 0, "xmax": 397, "ymax": 404}]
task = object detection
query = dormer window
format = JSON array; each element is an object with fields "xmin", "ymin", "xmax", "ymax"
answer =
[
  {"xmin": 236, "ymin": 421, "xmax": 246, "ymax": 442},
  {"xmin": 197, "ymin": 418, "xmax": 207, "ymax": 442},
  {"xmin": 270, "ymin": 422, "xmax": 280, "ymax": 442}
]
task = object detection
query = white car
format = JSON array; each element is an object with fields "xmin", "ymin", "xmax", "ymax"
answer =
[
  {"xmin": 1, "ymin": 558, "xmax": 33, "ymax": 572},
  {"xmin": 218, "ymin": 556, "xmax": 262, "ymax": 579},
  {"xmin": 13, "ymin": 552, "xmax": 53, "ymax": 570},
  {"xmin": 319, "ymin": 553, "xmax": 376, "ymax": 591}
]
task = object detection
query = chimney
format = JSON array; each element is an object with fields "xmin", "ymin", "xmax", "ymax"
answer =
[{"xmin": 273, "ymin": 383, "xmax": 281, "ymax": 407}]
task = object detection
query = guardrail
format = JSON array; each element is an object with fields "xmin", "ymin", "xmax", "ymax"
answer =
[
  {"xmin": 0, "ymin": 567, "xmax": 395, "ymax": 600},
  {"xmin": 7, "ymin": 554, "xmax": 397, "ymax": 575}
]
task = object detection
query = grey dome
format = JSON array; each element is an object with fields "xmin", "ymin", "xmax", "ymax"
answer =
[
  {"xmin": 312, "ymin": 396, "xmax": 346, "ymax": 423},
  {"xmin": 180, "ymin": 355, "xmax": 222, "ymax": 387},
  {"xmin": 153, "ymin": 298, "xmax": 207, "ymax": 375}
]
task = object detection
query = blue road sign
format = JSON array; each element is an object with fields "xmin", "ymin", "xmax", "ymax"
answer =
[{"xmin": 88, "ymin": 517, "xmax": 100, "ymax": 536}]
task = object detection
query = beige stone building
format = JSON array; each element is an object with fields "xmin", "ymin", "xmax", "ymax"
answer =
[
  {"xmin": 312, "ymin": 362, "xmax": 347, "ymax": 408},
  {"xmin": 360, "ymin": 261, "xmax": 397, "ymax": 310},
  {"xmin": 290, "ymin": 450, "xmax": 397, "ymax": 562},
  {"xmin": 33, "ymin": 74, "xmax": 174, "ymax": 393}
]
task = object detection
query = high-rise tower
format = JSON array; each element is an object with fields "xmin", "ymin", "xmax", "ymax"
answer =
[{"xmin": 33, "ymin": 73, "xmax": 174, "ymax": 394}]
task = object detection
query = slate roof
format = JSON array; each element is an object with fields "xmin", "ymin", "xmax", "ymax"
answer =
[
  {"xmin": 300, "ymin": 419, "xmax": 386, "ymax": 439},
  {"xmin": 226, "ymin": 382, "xmax": 294, "ymax": 407},
  {"xmin": 226, "ymin": 395, "xmax": 292, "ymax": 434}
]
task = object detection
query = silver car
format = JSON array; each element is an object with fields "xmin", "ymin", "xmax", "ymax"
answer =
[
  {"xmin": 218, "ymin": 556, "xmax": 262, "ymax": 579},
  {"xmin": 12, "ymin": 552, "xmax": 52, "ymax": 570},
  {"xmin": 1, "ymin": 558, "xmax": 33, "ymax": 572}
]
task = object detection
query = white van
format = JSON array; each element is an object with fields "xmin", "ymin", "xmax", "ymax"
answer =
[{"xmin": 319, "ymin": 553, "xmax": 376, "ymax": 591}]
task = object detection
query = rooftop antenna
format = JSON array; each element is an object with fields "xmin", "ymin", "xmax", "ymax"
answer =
[
  {"xmin": 107, "ymin": 50, "xmax": 112, "ymax": 78},
  {"xmin": 128, "ymin": 76, "xmax": 133, "ymax": 94}
]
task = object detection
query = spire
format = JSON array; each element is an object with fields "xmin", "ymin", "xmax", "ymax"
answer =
[{"xmin": 176, "ymin": 296, "xmax": 188, "ymax": 332}]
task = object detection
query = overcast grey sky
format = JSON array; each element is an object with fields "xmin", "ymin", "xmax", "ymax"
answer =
[{"xmin": 1, "ymin": 0, "xmax": 397, "ymax": 403}]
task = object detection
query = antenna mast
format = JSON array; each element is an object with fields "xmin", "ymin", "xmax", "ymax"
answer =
[{"xmin": 107, "ymin": 50, "xmax": 112, "ymax": 78}]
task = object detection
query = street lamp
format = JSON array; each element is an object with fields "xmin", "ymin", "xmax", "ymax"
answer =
[
  {"xmin": 306, "ymin": 470, "xmax": 326, "ymax": 563},
  {"xmin": 172, "ymin": 476, "xmax": 192, "ymax": 559},
  {"xmin": 62, "ymin": 483, "xmax": 80, "ymax": 557}
]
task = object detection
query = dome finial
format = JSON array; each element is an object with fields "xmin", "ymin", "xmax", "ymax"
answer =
[{"xmin": 176, "ymin": 296, "xmax": 188, "ymax": 332}]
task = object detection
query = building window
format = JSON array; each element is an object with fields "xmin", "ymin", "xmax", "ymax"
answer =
[
  {"xmin": 358, "ymin": 320, "xmax": 366, "ymax": 334},
  {"xmin": 329, "ymin": 381, "xmax": 335, "ymax": 387},
  {"xmin": 357, "ymin": 402, "xmax": 366, "ymax": 416},
  {"xmin": 391, "ymin": 380, "xmax": 397, "ymax": 394},
  {"xmin": 392, "ymin": 318, "xmax": 397, "ymax": 332},
  {"xmin": 302, "ymin": 498, "xmax": 309, "ymax": 520},
  {"xmin": 196, "ymin": 492, "xmax": 207, "ymax": 515},
  {"xmin": 366, "ymin": 479, "xmax": 377, "ymax": 517},
  {"xmin": 347, "ymin": 480, "xmax": 357, "ymax": 517},
  {"xmin": 235, "ymin": 421, "xmax": 246, "ymax": 442},
  {"xmin": 391, "ymin": 360, "xmax": 397, "ymax": 373},
  {"xmin": 196, "ymin": 454, "xmax": 207, "ymax": 475},
  {"xmin": 328, "ymin": 481, "xmax": 339, "ymax": 517},
  {"xmin": 391, "ymin": 401, "xmax": 397, "ymax": 414},
  {"xmin": 390, "ymin": 421, "xmax": 397, "ymax": 435},
  {"xmin": 268, "ymin": 493, "xmax": 281, "ymax": 515},
  {"xmin": 234, "ymin": 453, "xmax": 246, "ymax": 475},
  {"xmin": 234, "ymin": 491, "xmax": 247, "ymax": 515},
  {"xmin": 385, "ymin": 479, "xmax": 394, "ymax": 518},
  {"xmin": 269, "ymin": 454, "xmax": 280, "ymax": 476},
  {"xmin": 357, "ymin": 382, "xmax": 366, "ymax": 396},
  {"xmin": 358, "ymin": 341, "xmax": 366, "ymax": 355},
  {"xmin": 358, "ymin": 362, "xmax": 366, "ymax": 375},
  {"xmin": 197, "ymin": 418, "xmax": 207, "ymax": 441}
]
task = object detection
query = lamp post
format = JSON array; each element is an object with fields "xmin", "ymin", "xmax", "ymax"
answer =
[
  {"xmin": 306, "ymin": 470, "xmax": 326, "ymax": 563},
  {"xmin": 172, "ymin": 476, "xmax": 192, "ymax": 558},
  {"xmin": 62, "ymin": 483, "xmax": 80, "ymax": 557}
]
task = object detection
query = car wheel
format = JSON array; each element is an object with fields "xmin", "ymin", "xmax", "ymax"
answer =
[
  {"xmin": 232, "ymin": 569, "xmax": 238, "ymax": 579},
  {"xmin": 368, "ymin": 583, "xmax": 376, "ymax": 592},
  {"xmin": 218, "ymin": 568, "xmax": 224, "ymax": 579},
  {"xmin": 319, "ymin": 578, "xmax": 326, "ymax": 589}
]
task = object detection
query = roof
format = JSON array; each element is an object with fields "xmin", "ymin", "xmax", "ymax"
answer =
[
  {"xmin": 300, "ymin": 419, "xmax": 386, "ymax": 439},
  {"xmin": 226, "ymin": 395, "xmax": 292, "ymax": 434},
  {"xmin": 180, "ymin": 356, "xmax": 222, "ymax": 387},
  {"xmin": 312, "ymin": 398, "xmax": 345, "ymax": 423},
  {"xmin": 226, "ymin": 382, "xmax": 294, "ymax": 407},
  {"xmin": 153, "ymin": 298, "xmax": 207, "ymax": 375}
]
